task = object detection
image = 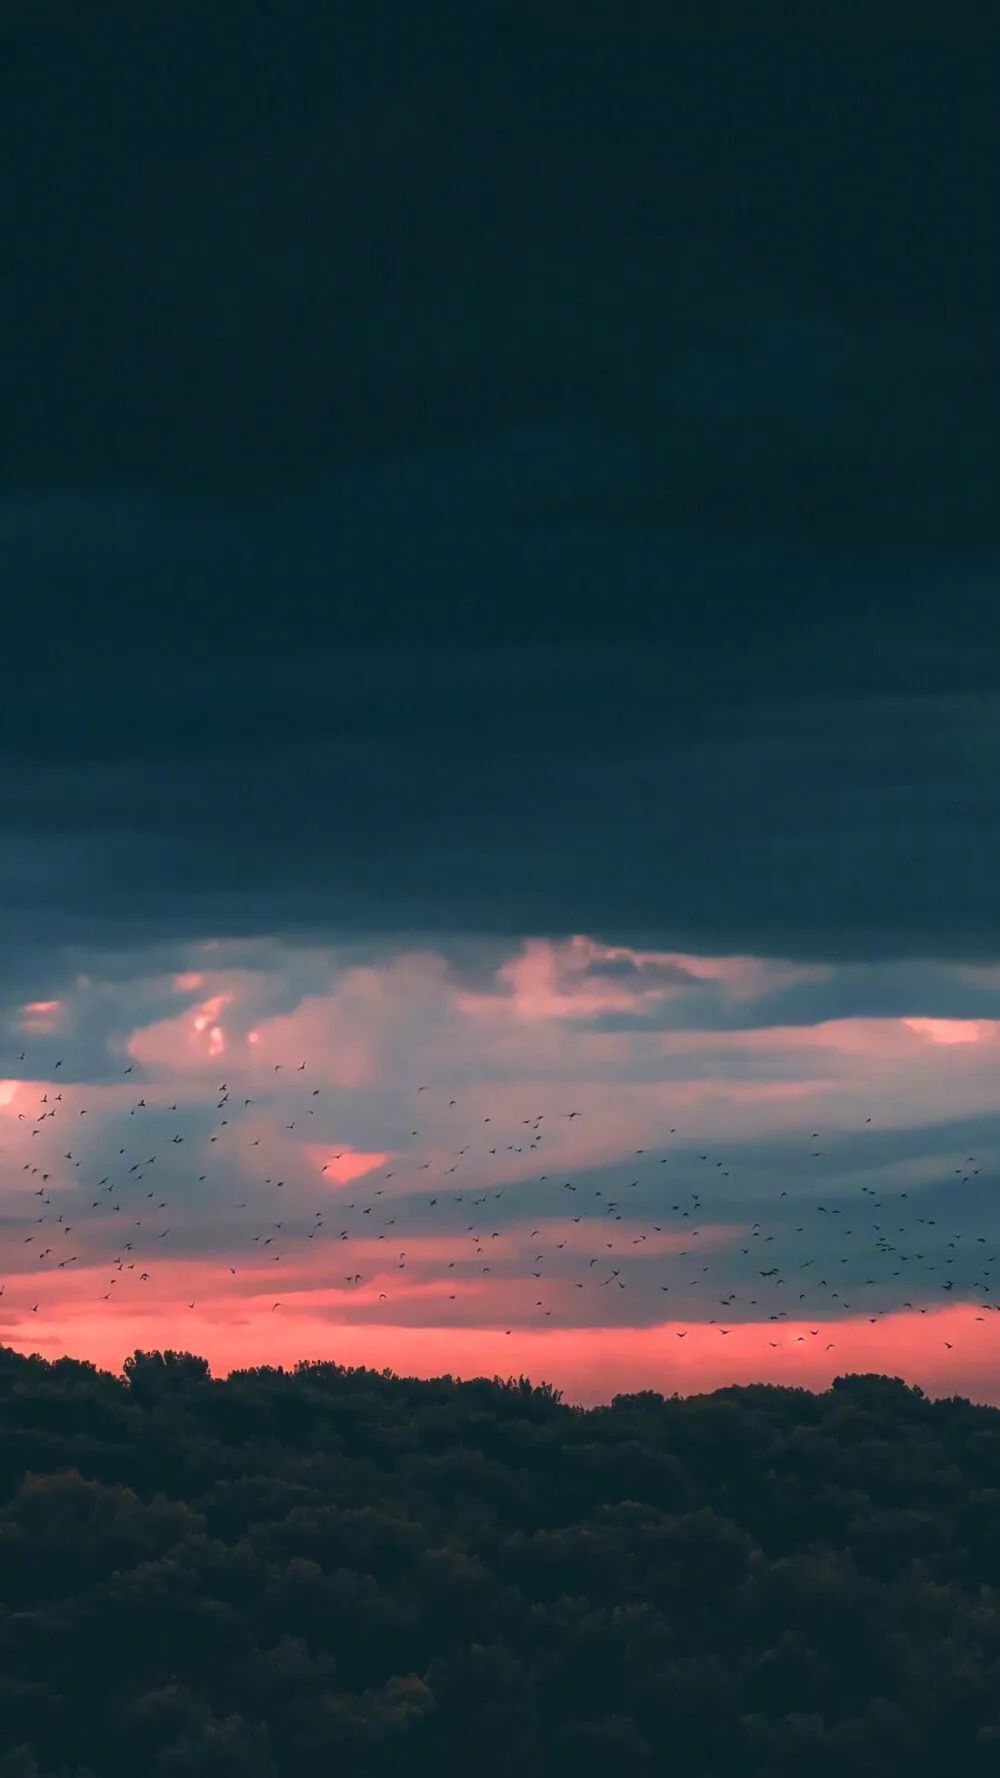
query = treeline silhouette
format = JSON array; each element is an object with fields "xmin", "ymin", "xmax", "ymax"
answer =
[{"xmin": 0, "ymin": 1346, "xmax": 998, "ymax": 1776}]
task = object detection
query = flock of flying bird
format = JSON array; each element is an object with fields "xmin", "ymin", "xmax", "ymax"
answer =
[{"xmin": 2, "ymin": 1043, "xmax": 998, "ymax": 1364}]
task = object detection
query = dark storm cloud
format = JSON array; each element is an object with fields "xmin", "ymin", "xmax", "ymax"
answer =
[
  {"xmin": 3, "ymin": 6, "xmax": 999, "ymax": 969},
  {"xmin": 3, "ymin": 631, "xmax": 1000, "ymax": 967},
  {"xmin": 6, "ymin": 7, "xmax": 997, "ymax": 527}
]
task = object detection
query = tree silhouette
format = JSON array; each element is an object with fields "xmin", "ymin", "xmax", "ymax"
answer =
[{"xmin": 0, "ymin": 1344, "xmax": 998, "ymax": 1777}]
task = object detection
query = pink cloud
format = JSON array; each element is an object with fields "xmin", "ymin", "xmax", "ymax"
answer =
[
  {"xmin": 0, "ymin": 1216, "xmax": 743, "ymax": 1328},
  {"xmin": 5, "ymin": 934, "xmax": 1000, "ymax": 1408},
  {"xmin": 0, "ymin": 1078, "xmax": 26, "ymax": 1113},
  {"xmin": 454, "ymin": 936, "xmax": 829, "ymax": 1026},
  {"xmin": 903, "ymin": 1017, "xmax": 1000, "ymax": 1045},
  {"xmin": 305, "ymin": 1145, "xmax": 391, "ymax": 1185},
  {"xmin": 667, "ymin": 1015, "xmax": 1000, "ymax": 1061},
  {"xmin": 127, "ymin": 992, "xmax": 239, "ymax": 1073},
  {"xmin": 230, "ymin": 955, "xmax": 453, "ymax": 1090},
  {"xmin": 19, "ymin": 999, "xmax": 64, "ymax": 1033},
  {"xmin": 117, "ymin": 947, "xmax": 998, "ymax": 1175},
  {"xmin": 658, "ymin": 953, "xmax": 830, "ymax": 997},
  {"xmin": 468, "ymin": 936, "xmax": 672, "ymax": 1022}
]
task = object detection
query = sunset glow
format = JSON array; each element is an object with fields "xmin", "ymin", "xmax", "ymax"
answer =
[{"xmin": 3, "ymin": 937, "xmax": 999, "ymax": 1406}]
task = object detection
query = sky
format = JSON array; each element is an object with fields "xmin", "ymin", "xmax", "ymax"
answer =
[{"xmin": 2, "ymin": 4, "xmax": 999, "ymax": 1403}]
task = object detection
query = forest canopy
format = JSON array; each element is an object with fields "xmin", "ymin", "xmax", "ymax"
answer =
[{"xmin": 1, "ymin": 1345, "xmax": 999, "ymax": 1776}]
